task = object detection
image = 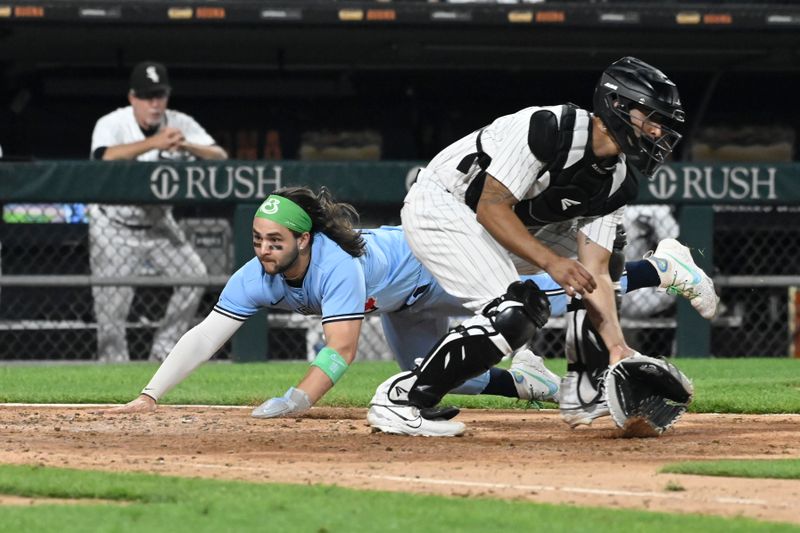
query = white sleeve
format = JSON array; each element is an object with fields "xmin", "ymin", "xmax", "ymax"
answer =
[
  {"xmin": 141, "ymin": 311, "xmax": 244, "ymax": 401},
  {"xmin": 172, "ymin": 112, "xmax": 216, "ymax": 146},
  {"xmin": 90, "ymin": 115, "xmax": 119, "ymax": 156}
]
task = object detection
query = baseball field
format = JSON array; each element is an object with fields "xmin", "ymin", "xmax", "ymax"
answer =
[{"xmin": 1, "ymin": 358, "xmax": 799, "ymax": 531}]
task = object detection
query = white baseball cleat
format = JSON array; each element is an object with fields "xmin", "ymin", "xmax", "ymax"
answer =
[
  {"xmin": 508, "ymin": 349, "xmax": 561, "ymax": 402},
  {"xmin": 367, "ymin": 375, "xmax": 465, "ymax": 437},
  {"xmin": 559, "ymin": 370, "xmax": 610, "ymax": 428},
  {"xmin": 648, "ymin": 238, "xmax": 720, "ymax": 320},
  {"xmin": 367, "ymin": 404, "xmax": 465, "ymax": 437}
]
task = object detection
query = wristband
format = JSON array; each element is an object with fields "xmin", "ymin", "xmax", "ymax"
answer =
[{"xmin": 310, "ymin": 347, "xmax": 349, "ymax": 384}]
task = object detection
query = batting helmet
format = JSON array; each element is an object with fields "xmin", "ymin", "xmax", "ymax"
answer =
[{"xmin": 593, "ymin": 57, "xmax": 684, "ymax": 175}]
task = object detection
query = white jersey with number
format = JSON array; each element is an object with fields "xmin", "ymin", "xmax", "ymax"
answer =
[
  {"xmin": 90, "ymin": 106, "xmax": 216, "ymax": 226},
  {"xmin": 402, "ymin": 104, "xmax": 625, "ymax": 312}
]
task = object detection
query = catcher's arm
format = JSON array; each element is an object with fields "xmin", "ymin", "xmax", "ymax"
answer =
[
  {"xmin": 605, "ymin": 354, "xmax": 694, "ymax": 435},
  {"xmin": 251, "ymin": 318, "xmax": 361, "ymax": 418},
  {"xmin": 577, "ymin": 231, "xmax": 634, "ymax": 364}
]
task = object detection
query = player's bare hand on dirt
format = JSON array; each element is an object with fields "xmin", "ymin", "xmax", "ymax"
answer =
[
  {"xmin": 96, "ymin": 394, "xmax": 157, "ymax": 415},
  {"xmin": 546, "ymin": 257, "xmax": 596, "ymax": 296},
  {"xmin": 149, "ymin": 127, "xmax": 185, "ymax": 151}
]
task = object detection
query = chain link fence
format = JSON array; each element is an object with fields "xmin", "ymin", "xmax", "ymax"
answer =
[
  {"xmin": 0, "ymin": 202, "xmax": 399, "ymax": 363},
  {"xmin": 711, "ymin": 206, "xmax": 800, "ymax": 357},
  {"xmin": 0, "ymin": 201, "xmax": 796, "ymax": 361}
]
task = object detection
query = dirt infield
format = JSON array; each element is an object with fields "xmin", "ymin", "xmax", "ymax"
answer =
[{"xmin": 1, "ymin": 406, "xmax": 799, "ymax": 525}]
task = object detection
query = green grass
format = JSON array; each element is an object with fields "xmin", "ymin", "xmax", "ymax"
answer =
[
  {"xmin": 0, "ymin": 465, "xmax": 796, "ymax": 533},
  {"xmin": 674, "ymin": 358, "xmax": 800, "ymax": 414},
  {"xmin": 661, "ymin": 459, "xmax": 800, "ymax": 480},
  {"xmin": 1, "ymin": 358, "xmax": 799, "ymax": 413}
]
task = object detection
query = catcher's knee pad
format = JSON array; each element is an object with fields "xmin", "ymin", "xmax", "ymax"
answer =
[
  {"xmin": 565, "ymin": 299, "xmax": 611, "ymax": 386},
  {"xmin": 483, "ymin": 280, "xmax": 551, "ymax": 349}
]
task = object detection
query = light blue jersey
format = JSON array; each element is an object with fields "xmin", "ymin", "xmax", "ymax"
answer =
[
  {"xmin": 215, "ymin": 231, "xmax": 367, "ymax": 324},
  {"xmin": 213, "ymin": 225, "xmax": 569, "ymax": 374},
  {"xmin": 215, "ymin": 226, "xmax": 439, "ymax": 324}
]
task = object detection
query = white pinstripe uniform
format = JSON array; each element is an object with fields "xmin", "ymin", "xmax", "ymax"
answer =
[
  {"xmin": 402, "ymin": 105, "xmax": 625, "ymax": 313},
  {"xmin": 89, "ymin": 107, "xmax": 215, "ymax": 362}
]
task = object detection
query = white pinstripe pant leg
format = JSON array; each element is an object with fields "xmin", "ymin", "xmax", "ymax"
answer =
[
  {"xmin": 511, "ymin": 209, "xmax": 624, "ymax": 275},
  {"xmin": 401, "ymin": 181, "xmax": 518, "ymax": 313}
]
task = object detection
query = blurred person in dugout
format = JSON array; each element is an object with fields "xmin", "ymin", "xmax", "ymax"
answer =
[
  {"xmin": 620, "ymin": 205, "xmax": 680, "ymax": 319},
  {"xmin": 89, "ymin": 61, "xmax": 227, "ymax": 362}
]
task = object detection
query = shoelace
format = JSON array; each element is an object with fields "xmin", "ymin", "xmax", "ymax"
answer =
[
  {"xmin": 522, "ymin": 399, "xmax": 544, "ymax": 410},
  {"xmin": 643, "ymin": 250, "xmax": 701, "ymax": 301},
  {"xmin": 577, "ymin": 369, "xmax": 608, "ymax": 408},
  {"xmin": 665, "ymin": 272, "xmax": 701, "ymax": 300}
]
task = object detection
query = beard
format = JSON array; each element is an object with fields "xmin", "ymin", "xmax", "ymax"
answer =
[{"xmin": 262, "ymin": 246, "xmax": 300, "ymax": 276}]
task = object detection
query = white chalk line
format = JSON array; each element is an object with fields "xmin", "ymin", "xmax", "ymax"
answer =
[
  {"xmin": 366, "ymin": 474, "xmax": 794, "ymax": 509},
  {"xmin": 0, "ymin": 403, "xmax": 251, "ymax": 409},
  {"xmin": 2, "ymin": 404, "xmax": 799, "ymax": 419},
  {"xmin": 167, "ymin": 462, "xmax": 792, "ymax": 510}
]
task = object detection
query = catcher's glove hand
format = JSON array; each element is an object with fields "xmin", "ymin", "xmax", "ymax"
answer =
[{"xmin": 605, "ymin": 354, "xmax": 693, "ymax": 437}]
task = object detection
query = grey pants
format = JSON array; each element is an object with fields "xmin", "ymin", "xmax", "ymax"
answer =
[{"xmin": 89, "ymin": 208, "xmax": 207, "ymax": 362}]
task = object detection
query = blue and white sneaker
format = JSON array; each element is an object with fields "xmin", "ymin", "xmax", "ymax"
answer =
[
  {"xmin": 509, "ymin": 349, "xmax": 561, "ymax": 402},
  {"xmin": 648, "ymin": 238, "xmax": 719, "ymax": 320}
]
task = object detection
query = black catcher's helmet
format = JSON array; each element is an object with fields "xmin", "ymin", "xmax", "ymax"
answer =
[{"xmin": 593, "ymin": 57, "xmax": 685, "ymax": 175}]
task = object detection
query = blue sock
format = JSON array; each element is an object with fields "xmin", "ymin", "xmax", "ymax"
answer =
[
  {"xmin": 481, "ymin": 367, "xmax": 519, "ymax": 398},
  {"xmin": 625, "ymin": 259, "xmax": 660, "ymax": 292},
  {"xmin": 450, "ymin": 371, "xmax": 490, "ymax": 395}
]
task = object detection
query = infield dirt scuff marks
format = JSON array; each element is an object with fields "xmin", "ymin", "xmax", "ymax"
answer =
[{"xmin": 1, "ymin": 406, "xmax": 799, "ymax": 524}]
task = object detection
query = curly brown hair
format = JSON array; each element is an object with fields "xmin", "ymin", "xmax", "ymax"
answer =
[{"xmin": 271, "ymin": 186, "xmax": 365, "ymax": 258}]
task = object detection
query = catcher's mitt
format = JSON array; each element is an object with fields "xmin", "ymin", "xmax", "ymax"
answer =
[{"xmin": 605, "ymin": 354, "xmax": 693, "ymax": 437}]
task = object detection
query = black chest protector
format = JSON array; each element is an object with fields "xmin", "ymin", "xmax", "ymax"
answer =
[{"xmin": 460, "ymin": 104, "xmax": 640, "ymax": 226}]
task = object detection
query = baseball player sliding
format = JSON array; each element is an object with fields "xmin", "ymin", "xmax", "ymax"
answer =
[
  {"xmin": 367, "ymin": 57, "xmax": 717, "ymax": 437},
  {"xmin": 103, "ymin": 186, "xmax": 715, "ymax": 428}
]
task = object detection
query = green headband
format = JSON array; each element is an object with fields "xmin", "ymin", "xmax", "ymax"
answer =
[{"xmin": 255, "ymin": 195, "xmax": 313, "ymax": 233}]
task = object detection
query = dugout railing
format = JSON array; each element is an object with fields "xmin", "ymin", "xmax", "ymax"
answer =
[{"xmin": 0, "ymin": 160, "xmax": 798, "ymax": 361}]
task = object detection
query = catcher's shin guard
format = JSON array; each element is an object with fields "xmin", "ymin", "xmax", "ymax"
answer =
[
  {"xmin": 408, "ymin": 280, "xmax": 551, "ymax": 408},
  {"xmin": 565, "ymin": 299, "xmax": 611, "ymax": 384}
]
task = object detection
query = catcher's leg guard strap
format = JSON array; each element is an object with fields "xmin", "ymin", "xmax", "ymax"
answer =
[
  {"xmin": 409, "ymin": 280, "xmax": 551, "ymax": 408},
  {"xmin": 408, "ymin": 315, "xmax": 509, "ymax": 408}
]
